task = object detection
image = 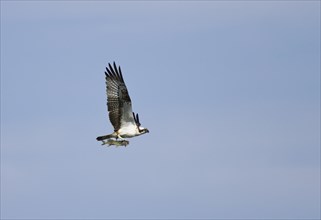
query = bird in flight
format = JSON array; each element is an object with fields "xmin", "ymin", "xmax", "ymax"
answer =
[{"xmin": 96, "ymin": 62, "xmax": 149, "ymax": 146}]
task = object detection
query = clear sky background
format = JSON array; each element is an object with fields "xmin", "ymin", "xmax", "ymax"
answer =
[{"xmin": 1, "ymin": 1, "xmax": 320, "ymax": 219}]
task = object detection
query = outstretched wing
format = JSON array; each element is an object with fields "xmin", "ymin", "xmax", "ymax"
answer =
[{"xmin": 104, "ymin": 62, "xmax": 136, "ymax": 131}]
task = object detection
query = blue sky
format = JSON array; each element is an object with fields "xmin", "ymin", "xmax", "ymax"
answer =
[{"xmin": 1, "ymin": 1, "xmax": 320, "ymax": 219}]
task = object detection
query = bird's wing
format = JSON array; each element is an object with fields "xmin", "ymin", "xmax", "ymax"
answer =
[
  {"xmin": 105, "ymin": 62, "xmax": 136, "ymax": 131},
  {"xmin": 133, "ymin": 112, "xmax": 141, "ymax": 127}
]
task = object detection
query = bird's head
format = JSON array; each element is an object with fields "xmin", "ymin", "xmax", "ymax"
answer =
[{"xmin": 139, "ymin": 127, "xmax": 149, "ymax": 134}]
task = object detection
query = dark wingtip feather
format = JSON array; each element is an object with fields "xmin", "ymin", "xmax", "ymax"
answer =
[
  {"xmin": 135, "ymin": 113, "xmax": 141, "ymax": 126},
  {"xmin": 108, "ymin": 63, "xmax": 115, "ymax": 75},
  {"xmin": 113, "ymin": 62, "xmax": 118, "ymax": 75},
  {"xmin": 118, "ymin": 66, "xmax": 124, "ymax": 82},
  {"xmin": 105, "ymin": 62, "xmax": 125, "ymax": 83},
  {"xmin": 105, "ymin": 67, "xmax": 113, "ymax": 78},
  {"xmin": 105, "ymin": 67, "xmax": 110, "ymax": 77},
  {"xmin": 133, "ymin": 112, "xmax": 140, "ymax": 126},
  {"xmin": 113, "ymin": 62, "xmax": 122, "ymax": 80}
]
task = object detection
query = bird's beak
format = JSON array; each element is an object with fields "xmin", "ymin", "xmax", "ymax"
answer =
[{"xmin": 146, "ymin": 129, "xmax": 149, "ymax": 133}]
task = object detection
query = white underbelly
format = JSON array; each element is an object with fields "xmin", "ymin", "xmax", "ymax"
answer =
[{"xmin": 118, "ymin": 124, "xmax": 138, "ymax": 138}]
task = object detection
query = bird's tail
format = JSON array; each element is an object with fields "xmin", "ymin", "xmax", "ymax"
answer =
[{"xmin": 96, "ymin": 134, "xmax": 113, "ymax": 141}]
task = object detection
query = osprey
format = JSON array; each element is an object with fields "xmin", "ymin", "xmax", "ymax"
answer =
[{"xmin": 96, "ymin": 62, "xmax": 149, "ymax": 145}]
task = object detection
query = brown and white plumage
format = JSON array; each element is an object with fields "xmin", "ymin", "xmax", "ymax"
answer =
[{"xmin": 96, "ymin": 62, "xmax": 149, "ymax": 142}]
